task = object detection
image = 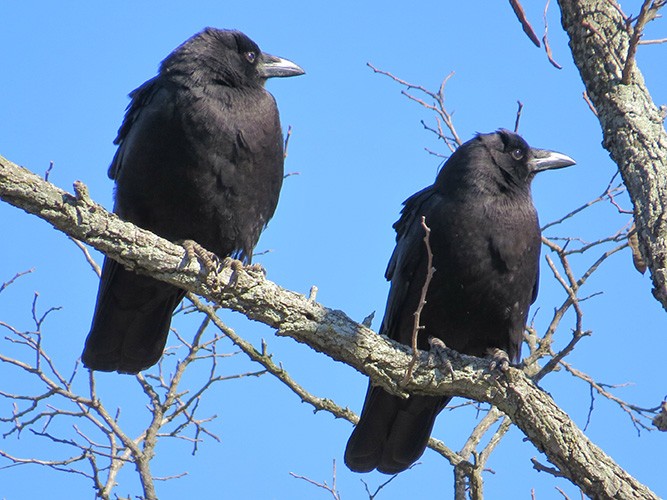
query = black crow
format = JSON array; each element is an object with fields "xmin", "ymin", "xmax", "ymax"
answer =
[
  {"xmin": 345, "ymin": 130, "xmax": 575, "ymax": 474},
  {"xmin": 82, "ymin": 28, "xmax": 303, "ymax": 373}
]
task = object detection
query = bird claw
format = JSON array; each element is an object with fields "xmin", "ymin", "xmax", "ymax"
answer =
[
  {"xmin": 428, "ymin": 337, "xmax": 455, "ymax": 380},
  {"xmin": 218, "ymin": 258, "xmax": 267, "ymax": 287},
  {"xmin": 181, "ymin": 240, "xmax": 221, "ymax": 274},
  {"xmin": 221, "ymin": 257, "xmax": 244, "ymax": 287},
  {"xmin": 245, "ymin": 262, "xmax": 267, "ymax": 276},
  {"xmin": 486, "ymin": 347, "xmax": 511, "ymax": 373}
]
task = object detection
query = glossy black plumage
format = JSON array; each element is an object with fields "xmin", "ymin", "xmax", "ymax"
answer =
[
  {"xmin": 82, "ymin": 28, "xmax": 303, "ymax": 373},
  {"xmin": 345, "ymin": 130, "xmax": 575, "ymax": 474}
]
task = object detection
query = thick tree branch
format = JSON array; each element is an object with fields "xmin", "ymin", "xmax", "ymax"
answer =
[
  {"xmin": 558, "ymin": 0, "xmax": 667, "ymax": 311},
  {"xmin": 0, "ymin": 155, "xmax": 659, "ymax": 499}
]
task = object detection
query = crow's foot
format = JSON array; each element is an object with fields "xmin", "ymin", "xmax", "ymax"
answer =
[
  {"xmin": 220, "ymin": 257, "xmax": 245, "ymax": 287},
  {"xmin": 486, "ymin": 347, "xmax": 510, "ymax": 373},
  {"xmin": 181, "ymin": 240, "xmax": 221, "ymax": 274},
  {"xmin": 181, "ymin": 240, "xmax": 222, "ymax": 289},
  {"xmin": 428, "ymin": 337, "xmax": 455, "ymax": 380}
]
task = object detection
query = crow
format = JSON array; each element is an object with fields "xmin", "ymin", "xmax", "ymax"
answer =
[
  {"xmin": 344, "ymin": 129, "xmax": 575, "ymax": 474},
  {"xmin": 82, "ymin": 28, "xmax": 304, "ymax": 374}
]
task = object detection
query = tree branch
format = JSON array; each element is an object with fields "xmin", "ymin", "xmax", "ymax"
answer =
[
  {"xmin": 509, "ymin": 0, "xmax": 542, "ymax": 47},
  {"xmin": 0, "ymin": 152, "xmax": 660, "ymax": 498}
]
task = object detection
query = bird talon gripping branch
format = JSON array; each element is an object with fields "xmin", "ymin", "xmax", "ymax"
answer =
[
  {"xmin": 246, "ymin": 262, "xmax": 267, "ymax": 277},
  {"xmin": 428, "ymin": 337, "xmax": 455, "ymax": 380},
  {"xmin": 486, "ymin": 347, "xmax": 511, "ymax": 373},
  {"xmin": 181, "ymin": 239, "xmax": 221, "ymax": 274},
  {"xmin": 221, "ymin": 257, "xmax": 245, "ymax": 287}
]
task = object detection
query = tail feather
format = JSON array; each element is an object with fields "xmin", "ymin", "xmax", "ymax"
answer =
[
  {"xmin": 345, "ymin": 383, "xmax": 449, "ymax": 474},
  {"xmin": 82, "ymin": 258, "xmax": 185, "ymax": 373}
]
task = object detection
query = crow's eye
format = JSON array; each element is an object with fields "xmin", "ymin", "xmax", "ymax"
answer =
[
  {"xmin": 510, "ymin": 148, "xmax": 524, "ymax": 160},
  {"xmin": 245, "ymin": 51, "xmax": 256, "ymax": 63}
]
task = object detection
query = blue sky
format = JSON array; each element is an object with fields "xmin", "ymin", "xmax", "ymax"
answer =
[{"xmin": 1, "ymin": 1, "xmax": 665, "ymax": 498}]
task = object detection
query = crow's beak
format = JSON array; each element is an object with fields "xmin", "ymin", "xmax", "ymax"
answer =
[
  {"xmin": 258, "ymin": 53, "xmax": 305, "ymax": 79},
  {"xmin": 529, "ymin": 149, "xmax": 576, "ymax": 173}
]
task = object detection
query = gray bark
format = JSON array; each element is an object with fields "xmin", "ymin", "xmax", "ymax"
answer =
[{"xmin": 558, "ymin": 0, "xmax": 667, "ymax": 310}]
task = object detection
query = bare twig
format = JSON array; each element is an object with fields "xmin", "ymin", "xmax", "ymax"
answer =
[
  {"xmin": 622, "ymin": 0, "xmax": 665, "ymax": 84},
  {"xmin": 638, "ymin": 37, "xmax": 667, "ymax": 44},
  {"xmin": 283, "ymin": 125, "xmax": 292, "ymax": 159},
  {"xmin": 459, "ymin": 407, "xmax": 504, "ymax": 459},
  {"xmin": 543, "ymin": 0, "xmax": 563, "ymax": 69},
  {"xmin": 531, "ymin": 457, "xmax": 565, "ymax": 477},
  {"xmin": 367, "ymin": 63, "xmax": 461, "ymax": 151},
  {"xmin": 69, "ymin": 238, "xmax": 102, "ymax": 277},
  {"xmin": 514, "ymin": 101, "xmax": 524, "ymax": 133},
  {"xmin": 403, "ymin": 217, "xmax": 435, "ymax": 385},
  {"xmin": 561, "ymin": 361, "xmax": 658, "ymax": 433},
  {"xmin": 556, "ymin": 486, "xmax": 573, "ymax": 499},
  {"xmin": 362, "ymin": 463, "xmax": 421, "ymax": 499},
  {"xmin": 541, "ymin": 175, "xmax": 625, "ymax": 231},
  {"xmin": 607, "ymin": 0, "xmax": 630, "ymax": 21},
  {"xmin": 0, "ymin": 269, "xmax": 34, "ymax": 294},
  {"xmin": 0, "ymin": 281, "xmax": 261, "ymax": 499},
  {"xmin": 582, "ymin": 91, "xmax": 599, "ymax": 116},
  {"xmin": 187, "ymin": 294, "xmax": 359, "ymax": 422},
  {"xmin": 44, "ymin": 161, "xmax": 54, "ymax": 182},
  {"xmin": 477, "ymin": 414, "xmax": 512, "ymax": 465},
  {"xmin": 290, "ymin": 459, "xmax": 341, "ymax": 500},
  {"xmin": 509, "ymin": 0, "xmax": 541, "ymax": 47}
]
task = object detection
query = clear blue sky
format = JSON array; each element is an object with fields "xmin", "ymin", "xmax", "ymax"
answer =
[{"xmin": 1, "ymin": 1, "xmax": 665, "ymax": 498}]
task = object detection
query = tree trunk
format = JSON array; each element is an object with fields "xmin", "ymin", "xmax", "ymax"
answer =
[{"xmin": 558, "ymin": 0, "xmax": 667, "ymax": 310}]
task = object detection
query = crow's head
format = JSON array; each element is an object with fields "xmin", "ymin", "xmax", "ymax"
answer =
[
  {"xmin": 161, "ymin": 28, "xmax": 304, "ymax": 88},
  {"xmin": 437, "ymin": 130, "xmax": 575, "ymax": 195},
  {"xmin": 487, "ymin": 129, "xmax": 575, "ymax": 184}
]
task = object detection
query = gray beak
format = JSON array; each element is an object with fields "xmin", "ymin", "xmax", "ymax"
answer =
[
  {"xmin": 529, "ymin": 149, "xmax": 576, "ymax": 173},
  {"xmin": 258, "ymin": 53, "xmax": 305, "ymax": 79}
]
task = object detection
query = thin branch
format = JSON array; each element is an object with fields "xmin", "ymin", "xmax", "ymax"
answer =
[
  {"xmin": 541, "ymin": 176, "xmax": 625, "ymax": 230},
  {"xmin": 638, "ymin": 37, "xmax": 667, "ymax": 44},
  {"xmin": 543, "ymin": 0, "xmax": 563, "ymax": 68},
  {"xmin": 186, "ymin": 294, "xmax": 359, "ymax": 422},
  {"xmin": 403, "ymin": 217, "xmax": 435, "ymax": 384},
  {"xmin": 531, "ymin": 457, "xmax": 565, "ymax": 477},
  {"xmin": 0, "ymin": 280, "xmax": 259, "ymax": 498},
  {"xmin": 290, "ymin": 459, "xmax": 341, "ymax": 500},
  {"xmin": 622, "ymin": 0, "xmax": 665, "ymax": 84},
  {"xmin": 561, "ymin": 361, "xmax": 658, "ymax": 433},
  {"xmin": 0, "ymin": 268, "xmax": 34, "ymax": 294},
  {"xmin": 283, "ymin": 125, "xmax": 293, "ymax": 159},
  {"xmin": 362, "ymin": 463, "xmax": 420, "ymax": 500},
  {"xmin": 509, "ymin": 0, "xmax": 541, "ymax": 46},
  {"xmin": 555, "ymin": 486, "xmax": 573, "ymax": 499},
  {"xmin": 44, "ymin": 161, "xmax": 54, "ymax": 182},
  {"xmin": 582, "ymin": 91, "xmax": 599, "ymax": 116},
  {"xmin": 514, "ymin": 100, "xmax": 524, "ymax": 133},
  {"xmin": 69, "ymin": 238, "xmax": 102, "ymax": 277},
  {"xmin": 367, "ymin": 63, "xmax": 461, "ymax": 151},
  {"xmin": 459, "ymin": 407, "xmax": 504, "ymax": 459}
]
